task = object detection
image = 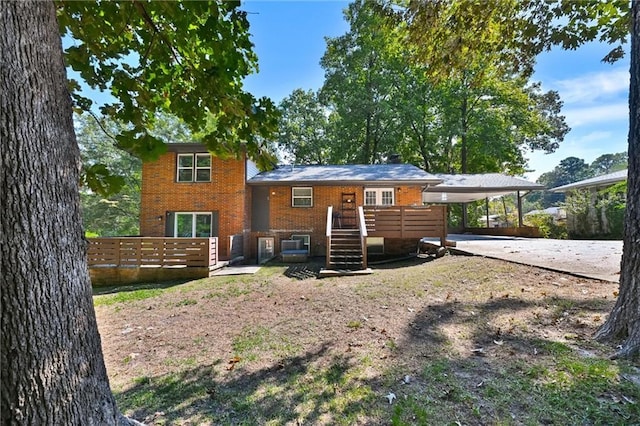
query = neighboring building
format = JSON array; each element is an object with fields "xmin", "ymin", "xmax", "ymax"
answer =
[
  {"xmin": 140, "ymin": 144, "xmax": 445, "ymax": 267},
  {"xmin": 551, "ymin": 169, "xmax": 628, "ymax": 193},
  {"xmin": 524, "ymin": 207, "xmax": 567, "ymax": 224},
  {"xmin": 480, "ymin": 214, "xmax": 508, "ymax": 228},
  {"xmin": 551, "ymin": 169, "xmax": 627, "ymax": 238}
]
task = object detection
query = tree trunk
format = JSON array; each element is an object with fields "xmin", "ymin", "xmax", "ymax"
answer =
[
  {"xmin": 594, "ymin": 0, "xmax": 640, "ymax": 359},
  {"xmin": 0, "ymin": 1, "xmax": 122, "ymax": 423}
]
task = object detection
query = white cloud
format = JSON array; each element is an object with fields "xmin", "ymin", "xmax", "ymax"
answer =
[
  {"xmin": 551, "ymin": 68, "xmax": 629, "ymax": 105},
  {"xmin": 573, "ymin": 130, "xmax": 614, "ymax": 143},
  {"xmin": 562, "ymin": 103, "xmax": 628, "ymax": 128}
]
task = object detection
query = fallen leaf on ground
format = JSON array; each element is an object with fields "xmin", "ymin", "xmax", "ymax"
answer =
[{"xmin": 226, "ymin": 356, "xmax": 241, "ymax": 370}]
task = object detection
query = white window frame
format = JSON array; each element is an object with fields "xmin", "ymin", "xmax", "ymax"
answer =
[
  {"xmin": 292, "ymin": 187, "xmax": 313, "ymax": 207},
  {"xmin": 364, "ymin": 188, "xmax": 395, "ymax": 206},
  {"xmin": 174, "ymin": 212, "xmax": 213, "ymax": 237},
  {"xmin": 291, "ymin": 234, "xmax": 311, "ymax": 254},
  {"xmin": 177, "ymin": 153, "xmax": 211, "ymax": 182}
]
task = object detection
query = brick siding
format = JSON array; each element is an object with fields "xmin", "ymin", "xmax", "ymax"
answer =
[
  {"xmin": 247, "ymin": 184, "xmax": 425, "ymax": 259},
  {"xmin": 140, "ymin": 151, "xmax": 248, "ymax": 259},
  {"xmin": 141, "ymin": 150, "xmax": 429, "ymax": 261}
]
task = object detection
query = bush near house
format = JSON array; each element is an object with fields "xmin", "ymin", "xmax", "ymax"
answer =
[
  {"xmin": 564, "ymin": 182, "xmax": 626, "ymax": 240},
  {"xmin": 523, "ymin": 213, "xmax": 567, "ymax": 239}
]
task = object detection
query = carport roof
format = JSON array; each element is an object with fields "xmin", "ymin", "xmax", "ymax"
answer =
[
  {"xmin": 422, "ymin": 173, "xmax": 544, "ymax": 203},
  {"xmin": 550, "ymin": 169, "xmax": 628, "ymax": 193}
]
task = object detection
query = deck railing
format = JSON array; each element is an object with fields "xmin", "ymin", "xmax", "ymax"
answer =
[
  {"xmin": 325, "ymin": 205, "xmax": 333, "ymax": 269},
  {"xmin": 87, "ymin": 237, "xmax": 218, "ymax": 268},
  {"xmin": 357, "ymin": 206, "xmax": 368, "ymax": 269},
  {"xmin": 363, "ymin": 205, "xmax": 447, "ymax": 245}
]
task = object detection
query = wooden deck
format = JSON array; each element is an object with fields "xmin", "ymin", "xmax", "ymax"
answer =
[
  {"xmin": 87, "ymin": 237, "xmax": 218, "ymax": 268},
  {"xmin": 87, "ymin": 237, "xmax": 219, "ymax": 285},
  {"xmin": 363, "ymin": 205, "xmax": 447, "ymax": 244}
]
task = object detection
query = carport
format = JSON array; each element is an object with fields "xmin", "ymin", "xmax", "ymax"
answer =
[{"xmin": 422, "ymin": 173, "xmax": 544, "ymax": 233}]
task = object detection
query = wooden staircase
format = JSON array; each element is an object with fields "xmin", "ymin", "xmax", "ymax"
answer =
[
  {"xmin": 322, "ymin": 206, "xmax": 372, "ymax": 276},
  {"xmin": 328, "ymin": 228, "xmax": 364, "ymax": 270}
]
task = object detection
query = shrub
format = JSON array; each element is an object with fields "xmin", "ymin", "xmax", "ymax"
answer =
[{"xmin": 524, "ymin": 213, "xmax": 567, "ymax": 239}]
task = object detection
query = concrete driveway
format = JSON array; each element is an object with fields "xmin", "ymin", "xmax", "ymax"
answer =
[{"xmin": 442, "ymin": 234, "xmax": 623, "ymax": 283}]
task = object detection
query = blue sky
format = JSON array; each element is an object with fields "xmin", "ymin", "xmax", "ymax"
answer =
[{"xmin": 242, "ymin": 0, "xmax": 630, "ymax": 181}]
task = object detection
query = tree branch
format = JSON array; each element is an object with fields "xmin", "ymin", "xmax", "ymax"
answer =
[
  {"xmin": 88, "ymin": 111, "xmax": 119, "ymax": 145},
  {"xmin": 132, "ymin": 0, "xmax": 183, "ymax": 67}
]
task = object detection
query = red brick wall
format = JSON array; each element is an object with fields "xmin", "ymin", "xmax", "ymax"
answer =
[
  {"xmin": 140, "ymin": 152, "xmax": 248, "ymax": 259},
  {"xmin": 247, "ymin": 185, "xmax": 424, "ymax": 259}
]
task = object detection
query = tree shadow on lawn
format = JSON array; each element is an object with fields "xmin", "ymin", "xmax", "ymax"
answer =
[
  {"xmin": 93, "ymin": 279, "xmax": 192, "ymax": 296},
  {"xmin": 114, "ymin": 294, "xmax": 638, "ymax": 425},
  {"xmin": 391, "ymin": 296, "xmax": 640, "ymax": 424},
  {"xmin": 115, "ymin": 344, "xmax": 385, "ymax": 425},
  {"xmin": 280, "ymin": 255, "xmax": 437, "ymax": 280},
  {"xmin": 369, "ymin": 254, "xmax": 437, "ymax": 270}
]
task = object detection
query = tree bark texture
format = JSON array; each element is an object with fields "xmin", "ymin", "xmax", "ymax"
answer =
[
  {"xmin": 1, "ymin": 1, "xmax": 120, "ymax": 423},
  {"xmin": 595, "ymin": 0, "xmax": 640, "ymax": 359}
]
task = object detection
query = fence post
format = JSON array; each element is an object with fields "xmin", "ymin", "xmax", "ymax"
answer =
[{"xmin": 115, "ymin": 238, "xmax": 121, "ymax": 266}]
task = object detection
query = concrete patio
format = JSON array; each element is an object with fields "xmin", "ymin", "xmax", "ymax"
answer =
[{"xmin": 441, "ymin": 234, "xmax": 622, "ymax": 283}]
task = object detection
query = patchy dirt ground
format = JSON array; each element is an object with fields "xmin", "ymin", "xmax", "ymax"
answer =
[{"xmin": 94, "ymin": 254, "xmax": 638, "ymax": 425}]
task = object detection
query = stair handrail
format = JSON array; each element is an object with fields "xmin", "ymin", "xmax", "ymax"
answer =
[
  {"xmin": 326, "ymin": 205, "xmax": 333, "ymax": 269},
  {"xmin": 357, "ymin": 206, "xmax": 368, "ymax": 269}
]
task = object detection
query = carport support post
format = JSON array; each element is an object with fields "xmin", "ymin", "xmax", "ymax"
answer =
[
  {"xmin": 517, "ymin": 191, "xmax": 523, "ymax": 228},
  {"xmin": 462, "ymin": 203, "xmax": 468, "ymax": 228},
  {"xmin": 485, "ymin": 197, "xmax": 490, "ymax": 228}
]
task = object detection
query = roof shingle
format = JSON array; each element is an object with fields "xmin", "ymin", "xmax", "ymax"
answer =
[{"xmin": 247, "ymin": 164, "xmax": 442, "ymax": 185}]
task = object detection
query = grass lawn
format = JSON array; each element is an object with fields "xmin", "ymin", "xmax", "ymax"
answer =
[{"xmin": 93, "ymin": 255, "xmax": 640, "ymax": 425}]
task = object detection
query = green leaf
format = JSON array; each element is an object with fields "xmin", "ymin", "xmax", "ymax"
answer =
[{"xmin": 83, "ymin": 163, "xmax": 125, "ymax": 197}]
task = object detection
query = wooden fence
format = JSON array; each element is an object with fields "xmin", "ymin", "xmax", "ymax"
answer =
[
  {"xmin": 87, "ymin": 237, "xmax": 218, "ymax": 268},
  {"xmin": 364, "ymin": 206, "xmax": 447, "ymax": 244}
]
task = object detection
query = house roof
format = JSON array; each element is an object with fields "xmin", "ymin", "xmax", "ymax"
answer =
[
  {"xmin": 524, "ymin": 207, "xmax": 567, "ymax": 219},
  {"xmin": 422, "ymin": 173, "xmax": 544, "ymax": 203},
  {"xmin": 247, "ymin": 164, "xmax": 442, "ymax": 186},
  {"xmin": 550, "ymin": 169, "xmax": 628, "ymax": 193}
]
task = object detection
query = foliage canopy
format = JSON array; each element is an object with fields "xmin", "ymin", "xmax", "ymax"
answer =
[{"xmin": 57, "ymin": 0, "xmax": 279, "ymax": 171}]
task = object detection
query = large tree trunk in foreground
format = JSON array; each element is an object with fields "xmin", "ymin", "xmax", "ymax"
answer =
[
  {"xmin": 1, "ymin": 2, "xmax": 122, "ymax": 423},
  {"xmin": 595, "ymin": 0, "xmax": 640, "ymax": 359}
]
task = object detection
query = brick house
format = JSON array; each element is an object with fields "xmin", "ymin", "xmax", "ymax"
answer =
[{"xmin": 140, "ymin": 144, "xmax": 445, "ymax": 267}]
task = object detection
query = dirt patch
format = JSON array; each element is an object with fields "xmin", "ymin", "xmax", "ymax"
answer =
[{"xmin": 94, "ymin": 255, "xmax": 636, "ymax": 425}]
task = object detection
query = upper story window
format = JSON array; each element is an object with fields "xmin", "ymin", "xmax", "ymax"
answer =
[
  {"xmin": 292, "ymin": 187, "xmax": 313, "ymax": 207},
  {"xmin": 364, "ymin": 188, "xmax": 394, "ymax": 206},
  {"xmin": 177, "ymin": 153, "xmax": 211, "ymax": 182}
]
